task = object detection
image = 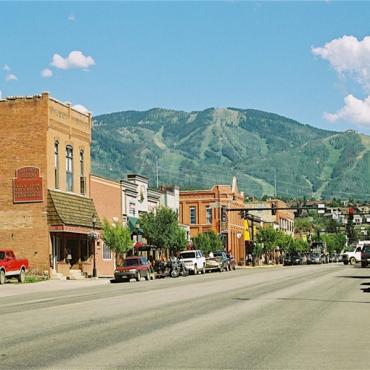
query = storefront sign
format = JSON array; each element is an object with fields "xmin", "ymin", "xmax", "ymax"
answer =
[{"xmin": 13, "ymin": 167, "xmax": 43, "ymax": 203}]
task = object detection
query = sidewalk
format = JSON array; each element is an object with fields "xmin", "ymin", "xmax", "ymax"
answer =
[{"xmin": 0, "ymin": 278, "xmax": 111, "ymax": 298}]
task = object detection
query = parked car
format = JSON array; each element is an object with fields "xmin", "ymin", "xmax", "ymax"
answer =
[
  {"xmin": 226, "ymin": 253, "xmax": 236, "ymax": 270},
  {"xmin": 283, "ymin": 252, "xmax": 303, "ymax": 266},
  {"xmin": 342, "ymin": 245, "xmax": 363, "ymax": 265},
  {"xmin": 114, "ymin": 256, "xmax": 152, "ymax": 282},
  {"xmin": 361, "ymin": 245, "xmax": 370, "ymax": 268},
  {"xmin": 307, "ymin": 253, "xmax": 323, "ymax": 264},
  {"xmin": 0, "ymin": 249, "xmax": 29, "ymax": 285},
  {"xmin": 205, "ymin": 257, "xmax": 223, "ymax": 272},
  {"xmin": 178, "ymin": 250, "xmax": 206, "ymax": 275},
  {"xmin": 213, "ymin": 251, "xmax": 229, "ymax": 271}
]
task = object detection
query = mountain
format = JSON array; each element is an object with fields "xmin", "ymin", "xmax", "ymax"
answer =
[{"xmin": 91, "ymin": 107, "xmax": 370, "ymax": 200}]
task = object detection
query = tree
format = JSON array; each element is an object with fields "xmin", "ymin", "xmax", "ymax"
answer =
[
  {"xmin": 257, "ymin": 226, "xmax": 279, "ymax": 264},
  {"xmin": 139, "ymin": 207, "xmax": 186, "ymax": 253},
  {"xmin": 102, "ymin": 219, "xmax": 133, "ymax": 258},
  {"xmin": 192, "ymin": 231, "xmax": 223, "ymax": 255}
]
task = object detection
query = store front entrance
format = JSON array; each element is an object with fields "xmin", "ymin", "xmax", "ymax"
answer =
[{"xmin": 51, "ymin": 232, "xmax": 93, "ymax": 277}]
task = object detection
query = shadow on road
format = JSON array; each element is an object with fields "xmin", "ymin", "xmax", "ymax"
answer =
[
  {"xmin": 336, "ymin": 276, "xmax": 370, "ymax": 279},
  {"xmin": 270, "ymin": 297, "xmax": 370, "ymax": 304}
]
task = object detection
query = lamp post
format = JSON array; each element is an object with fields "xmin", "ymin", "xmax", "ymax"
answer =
[{"xmin": 92, "ymin": 214, "xmax": 97, "ymax": 278}]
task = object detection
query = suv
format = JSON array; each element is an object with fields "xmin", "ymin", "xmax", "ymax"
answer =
[
  {"xmin": 361, "ymin": 245, "xmax": 370, "ymax": 268},
  {"xmin": 178, "ymin": 250, "xmax": 206, "ymax": 275},
  {"xmin": 114, "ymin": 256, "xmax": 152, "ymax": 282}
]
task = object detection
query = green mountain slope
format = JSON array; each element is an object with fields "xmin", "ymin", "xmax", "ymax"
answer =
[{"xmin": 91, "ymin": 107, "xmax": 370, "ymax": 200}]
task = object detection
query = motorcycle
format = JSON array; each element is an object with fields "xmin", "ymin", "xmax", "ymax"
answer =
[
  {"xmin": 177, "ymin": 258, "xmax": 189, "ymax": 277},
  {"xmin": 154, "ymin": 259, "xmax": 181, "ymax": 278}
]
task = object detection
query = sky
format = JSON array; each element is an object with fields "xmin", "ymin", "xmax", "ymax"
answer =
[{"xmin": 1, "ymin": 2, "xmax": 370, "ymax": 133}]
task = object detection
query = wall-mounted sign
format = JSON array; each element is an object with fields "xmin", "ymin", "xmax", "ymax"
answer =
[{"xmin": 13, "ymin": 167, "xmax": 43, "ymax": 203}]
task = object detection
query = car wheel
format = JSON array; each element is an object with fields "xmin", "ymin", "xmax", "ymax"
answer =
[
  {"xmin": 18, "ymin": 268, "xmax": 25, "ymax": 283},
  {"xmin": 115, "ymin": 277, "xmax": 123, "ymax": 283},
  {"xmin": 136, "ymin": 272, "xmax": 141, "ymax": 282},
  {"xmin": 0, "ymin": 270, "xmax": 5, "ymax": 285},
  {"xmin": 350, "ymin": 257, "xmax": 356, "ymax": 265},
  {"xmin": 343, "ymin": 261, "xmax": 348, "ymax": 265}
]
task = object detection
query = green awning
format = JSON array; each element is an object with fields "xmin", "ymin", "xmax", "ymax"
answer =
[{"xmin": 128, "ymin": 216, "xmax": 143, "ymax": 234}]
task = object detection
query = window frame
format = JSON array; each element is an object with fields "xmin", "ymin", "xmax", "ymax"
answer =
[
  {"xmin": 66, "ymin": 145, "xmax": 73, "ymax": 192},
  {"xmin": 190, "ymin": 206, "xmax": 196, "ymax": 224}
]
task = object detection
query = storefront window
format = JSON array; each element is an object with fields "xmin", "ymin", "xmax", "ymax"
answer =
[{"xmin": 103, "ymin": 243, "xmax": 112, "ymax": 260}]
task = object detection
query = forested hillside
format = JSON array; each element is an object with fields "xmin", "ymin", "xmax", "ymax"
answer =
[{"xmin": 91, "ymin": 107, "xmax": 370, "ymax": 200}]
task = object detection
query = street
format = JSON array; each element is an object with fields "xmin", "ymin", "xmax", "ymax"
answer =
[{"xmin": 1, "ymin": 264, "xmax": 370, "ymax": 369}]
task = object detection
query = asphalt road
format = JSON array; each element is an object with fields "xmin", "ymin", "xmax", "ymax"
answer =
[{"xmin": 1, "ymin": 264, "xmax": 370, "ymax": 369}]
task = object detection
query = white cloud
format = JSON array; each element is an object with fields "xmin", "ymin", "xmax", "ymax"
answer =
[
  {"xmin": 72, "ymin": 104, "xmax": 90, "ymax": 114},
  {"xmin": 324, "ymin": 94, "xmax": 370, "ymax": 126},
  {"xmin": 50, "ymin": 51, "xmax": 95, "ymax": 70},
  {"xmin": 312, "ymin": 35, "xmax": 370, "ymax": 89},
  {"xmin": 0, "ymin": 90, "xmax": 2, "ymax": 99},
  {"xmin": 41, "ymin": 68, "xmax": 53, "ymax": 78},
  {"xmin": 68, "ymin": 13, "xmax": 75, "ymax": 21},
  {"xmin": 3, "ymin": 65, "xmax": 10, "ymax": 72},
  {"xmin": 5, "ymin": 73, "xmax": 17, "ymax": 81}
]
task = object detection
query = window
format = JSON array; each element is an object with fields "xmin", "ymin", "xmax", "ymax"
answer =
[
  {"xmin": 66, "ymin": 146, "xmax": 73, "ymax": 192},
  {"xmin": 54, "ymin": 141, "xmax": 59, "ymax": 189},
  {"xmin": 190, "ymin": 206, "xmax": 196, "ymax": 224},
  {"xmin": 206, "ymin": 207, "xmax": 212, "ymax": 224},
  {"xmin": 103, "ymin": 243, "xmax": 112, "ymax": 260},
  {"xmin": 129, "ymin": 202, "xmax": 136, "ymax": 217},
  {"xmin": 80, "ymin": 150, "xmax": 85, "ymax": 195}
]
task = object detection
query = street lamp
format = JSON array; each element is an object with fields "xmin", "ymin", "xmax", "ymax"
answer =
[{"xmin": 92, "ymin": 213, "xmax": 97, "ymax": 278}]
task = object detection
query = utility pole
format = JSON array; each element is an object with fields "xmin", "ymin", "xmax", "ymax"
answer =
[{"xmin": 155, "ymin": 156, "xmax": 159, "ymax": 188}]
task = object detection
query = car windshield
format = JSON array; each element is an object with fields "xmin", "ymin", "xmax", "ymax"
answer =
[
  {"xmin": 123, "ymin": 259, "xmax": 140, "ymax": 267},
  {"xmin": 0, "ymin": 252, "xmax": 4, "ymax": 260},
  {"xmin": 363, "ymin": 246, "xmax": 370, "ymax": 253},
  {"xmin": 179, "ymin": 252, "xmax": 195, "ymax": 259},
  {"xmin": 214, "ymin": 252, "xmax": 223, "ymax": 257},
  {"xmin": 311, "ymin": 254, "xmax": 320, "ymax": 258}
]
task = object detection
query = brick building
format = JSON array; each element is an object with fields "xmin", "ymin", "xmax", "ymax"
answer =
[
  {"xmin": 179, "ymin": 177, "xmax": 245, "ymax": 264},
  {"xmin": 0, "ymin": 92, "xmax": 103, "ymax": 278}
]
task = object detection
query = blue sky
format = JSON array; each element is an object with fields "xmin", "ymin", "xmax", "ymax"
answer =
[{"xmin": 1, "ymin": 2, "xmax": 370, "ymax": 133}]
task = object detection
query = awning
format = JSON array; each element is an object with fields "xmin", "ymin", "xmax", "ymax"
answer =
[
  {"xmin": 134, "ymin": 243, "xmax": 158, "ymax": 251},
  {"xmin": 128, "ymin": 216, "xmax": 143, "ymax": 234},
  {"xmin": 134, "ymin": 241, "xmax": 145, "ymax": 248},
  {"xmin": 47, "ymin": 190, "xmax": 102, "ymax": 230}
]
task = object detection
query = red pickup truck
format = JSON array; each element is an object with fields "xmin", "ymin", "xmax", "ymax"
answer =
[{"xmin": 0, "ymin": 249, "xmax": 29, "ymax": 285}]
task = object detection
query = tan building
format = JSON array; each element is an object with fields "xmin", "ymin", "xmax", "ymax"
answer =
[
  {"xmin": 0, "ymin": 92, "xmax": 103, "ymax": 278},
  {"xmin": 179, "ymin": 177, "xmax": 245, "ymax": 264},
  {"xmin": 247, "ymin": 199, "xmax": 295, "ymax": 236}
]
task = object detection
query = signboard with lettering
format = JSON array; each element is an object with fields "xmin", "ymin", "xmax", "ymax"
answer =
[{"xmin": 13, "ymin": 167, "xmax": 43, "ymax": 203}]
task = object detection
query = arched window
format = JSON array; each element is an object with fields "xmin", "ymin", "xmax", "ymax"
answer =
[
  {"xmin": 66, "ymin": 145, "xmax": 73, "ymax": 192},
  {"xmin": 54, "ymin": 141, "xmax": 59, "ymax": 189},
  {"xmin": 80, "ymin": 150, "xmax": 85, "ymax": 195}
]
